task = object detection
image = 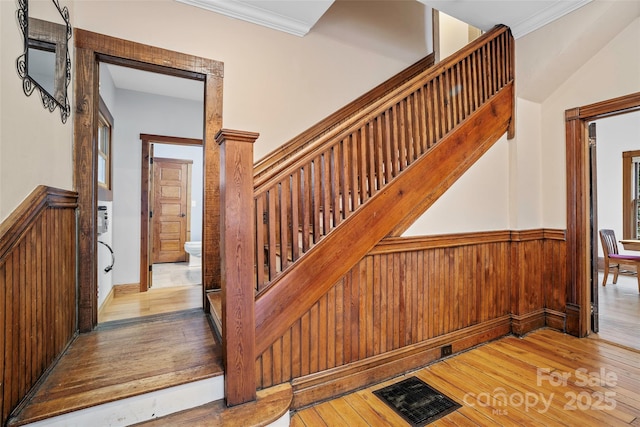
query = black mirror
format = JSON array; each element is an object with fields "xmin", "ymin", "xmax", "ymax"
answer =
[{"xmin": 16, "ymin": 0, "xmax": 71, "ymax": 123}]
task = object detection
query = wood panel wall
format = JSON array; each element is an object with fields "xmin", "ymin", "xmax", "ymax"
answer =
[
  {"xmin": 255, "ymin": 229, "xmax": 566, "ymax": 406},
  {"xmin": 0, "ymin": 186, "xmax": 78, "ymax": 426}
]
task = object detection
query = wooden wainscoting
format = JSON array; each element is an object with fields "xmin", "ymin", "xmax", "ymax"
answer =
[
  {"xmin": 0, "ymin": 186, "xmax": 78, "ymax": 426},
  {"xmin": 254, "ymin": 229, "xmax": 566, "ymax": 409}
]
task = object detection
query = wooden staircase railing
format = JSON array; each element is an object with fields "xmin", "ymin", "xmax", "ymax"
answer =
[
  {"xmin": 253, "ymin": 53, "xmax": 436, "ymax": 180},
  {"xmin": 253, "ymin": 25, "xmax": 514, "ymax": 295},
  {"xmin": 218, "ymin": 25, "xmax": 515, "ymax": 403}
]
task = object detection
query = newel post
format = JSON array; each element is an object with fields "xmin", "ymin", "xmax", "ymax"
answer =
[{"xmin": 217, "ymin": 129, "xmax": 259, "ymax": 406}]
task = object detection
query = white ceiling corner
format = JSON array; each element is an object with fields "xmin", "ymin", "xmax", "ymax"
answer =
[
  {"xmin": 419, "ymin": 0, "xmax": 593, "ymax": 39},
  {"xmin": 509, "ymin": 0, "xmax": 592, "ymax": 38},
  {"xmin": 176, "ymin": 0, "xmax": 334, "ymax": 37}
]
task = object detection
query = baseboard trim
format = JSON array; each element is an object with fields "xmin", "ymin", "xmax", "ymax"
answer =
[
  {"xmin": 290, "ymin": 315, "xmax": 511, "ymax": 409},
  {"xmin": 511, "ymin": 309, "xmax": 546, "ymax": 336},
  {"xmin": 97, "ymin": 286, "xmax": 115, "ymax": 322},
  {"xmin": 114, "ymin": 283, "xmax": 140, "ymax": 296},
  {"xmin": 545, "ymin": 308, "xmax": 566, "ymax": 332}
]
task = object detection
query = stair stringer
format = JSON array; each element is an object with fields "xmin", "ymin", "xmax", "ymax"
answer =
[{"xmin": 255, "ymin": 83, "xmax": 514, "ymax": 356}]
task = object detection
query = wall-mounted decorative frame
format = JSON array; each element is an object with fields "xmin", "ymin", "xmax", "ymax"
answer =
[{"xmin": 16, "ymin": 0, "xmax": 72, "ymax": 123}]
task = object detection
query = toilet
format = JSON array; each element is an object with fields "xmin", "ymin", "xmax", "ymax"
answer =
[{"xmin": 184, "ymin": 241, "xmax": 202, "ymax": 267}]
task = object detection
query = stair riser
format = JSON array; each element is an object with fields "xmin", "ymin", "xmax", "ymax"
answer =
[{"xmin": 20, "ymin": 376, "xmax": 224, "ymax": 427}]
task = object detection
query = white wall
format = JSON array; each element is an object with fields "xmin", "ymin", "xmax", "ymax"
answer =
[
  {"xmin": 438, "ymin": 12, "xmax": 476, "ymax": 60},
  {"xmin": 1, "ymin": 0, "xmax": 432, "ymax": 222},
  {"xmin": 111, "ymin": 88, "xmax": 203, "ymax": 286},
  {"xmin": 0, "ymin": 0, "xmax": 74, "ymax": 221},
  {"xmin": 539, "ymin": 17, "xmax": 640, "ymax": 229},
  {"xmin": 72, "ymin": 0, "xmax": 431, "ymax": 161},
  {"xmin": 403, "ymin": 136, "xmax": 510, "ymax": 236},
  {"xmin": 595, "ymin": 111, "xmax": 640, "ymax": 257},
  {"xmin": 97, "ymin": 201, "xmax": 113, "ymax": 308}
]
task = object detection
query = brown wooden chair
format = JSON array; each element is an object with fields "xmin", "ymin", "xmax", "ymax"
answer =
[{"xmin": 599, "ymin": 229, "xmax": 640, "ymax": 291}]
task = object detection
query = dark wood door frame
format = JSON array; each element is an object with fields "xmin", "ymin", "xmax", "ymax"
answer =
[
  {"xmin": 565, "ymin": 91, "xmax": 640, "ymax": 338},
  {"xmin": 140, "ymin": 134, "xmax": 202, "ymax": 292},
  {"xmin": 74, "ymin": 29, "xmax": 223, "ymax": 332}
]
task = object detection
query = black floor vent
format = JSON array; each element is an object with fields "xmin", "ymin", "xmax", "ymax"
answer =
[{"xmin": 373, "ymin": 376, "xmax": 461, "ymax": 426}]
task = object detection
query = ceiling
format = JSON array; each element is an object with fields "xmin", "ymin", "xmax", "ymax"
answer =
[
  {"xmin": 421, "ymin": 0, "xmax": 592, "ymax": 39},
  {"xmin": 176, "ymin": 0, "xmax": 592, "ymax": 39}
]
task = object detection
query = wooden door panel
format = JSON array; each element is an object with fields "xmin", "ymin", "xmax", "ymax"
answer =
[{"xmin": 152, "ymin": 158, "xmax": 191, "ymax": 263}]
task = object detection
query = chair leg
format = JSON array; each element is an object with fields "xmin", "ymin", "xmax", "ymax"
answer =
[
  {"xmin": 612, "ymin": 264, "xmax": 619, "ymax": 284},
  {"xmin": 603, "ymin": 261, "xmax": 609, "ymax": 286}
]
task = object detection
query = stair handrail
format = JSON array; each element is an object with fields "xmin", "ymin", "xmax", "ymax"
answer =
[
  {"xmin": 252, "ymin": 25, "xmax": 513, "ymax": 293},
  {"xmin": 254, "ymin": 25, "xmax": 511, "ymax": 192},
  {"xmin": 253, "ymin": 54, "xmax": 435, "ymax": 179}
]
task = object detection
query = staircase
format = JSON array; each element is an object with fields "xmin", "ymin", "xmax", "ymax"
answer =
[
  {"xmin": 213, "ymin": 23, "xmax": 515, "ymax": 408},
  {"xmin": 5, "ymin": 24, "xmax": 514, "ymax": 427},
  {"xmin": 250, "ymin": 24, "xmax": 514, "ymax": 354}
]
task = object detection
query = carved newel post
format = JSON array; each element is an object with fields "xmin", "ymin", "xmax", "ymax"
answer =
[{"xmin": 217, "ymin": 129, "xmax": 259, "ymax": 406}]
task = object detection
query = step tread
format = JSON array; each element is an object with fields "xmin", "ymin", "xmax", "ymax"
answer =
[
  {"xmin": 133, "ymin": 383, "xmax": 292, "ymax": 427},
  {"xmin": 8, "ymin": 310, "xmax": 223, "ymax": 426},
  {"xmin": 208, "ymin": 290, "xmax": 223, "ymax": 338}
]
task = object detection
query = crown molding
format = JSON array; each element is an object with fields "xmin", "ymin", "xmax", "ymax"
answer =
[
  {"xmin": 511, "ymin": 0, "xmax": 592, "ymax": 38},
  {"xmin": 176, "ymin": 0, "xmax": 333, "ymax": 37}
]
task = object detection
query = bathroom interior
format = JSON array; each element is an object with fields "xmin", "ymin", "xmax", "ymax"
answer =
[{"xmin": 96, "ymin": 62, "xmax": 205, "ymax": 322}]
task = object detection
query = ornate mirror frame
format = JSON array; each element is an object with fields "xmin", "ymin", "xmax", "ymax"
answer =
[{"xmin": 16, "ymin": 0, "xmax": 72, "ymax": 123}]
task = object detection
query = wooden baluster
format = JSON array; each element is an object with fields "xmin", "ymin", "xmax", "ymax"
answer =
[
  {"xmin": 498, "ymin": 37, "xmax": 503, "ymax": 89},
  {"xmin": 444, "ymin": 68, "xmax": 453, "ymax": 133},
  {"xmin": 434, "ymin": 77, "xmax": 443, "ymax": 141},
  {"xmin": 452, "ymin": 62, "xmax": 460, "ymax": 122},
  {"xmin": 471, "ymin": 50, "xmax": 480, "ymax": 111},
  {"xmin": 371, "ymin": 118, "xmax": 381, "ymax": 192},
  {"xmin": 390, "ymin": 104, "xmax": 400, "ymax": 177},
  {"xmin": 413, "ymin": 90, "xmax": 424, "ymax": 157},
  {"xmin": 405, "ymin": 95, "xmax": 415, "ymax": 165},
  {"xmin": 455, "ymin": 62, "xmax": 464, "ymax": 122},
  {"xmin": 291, "ymin": 170, "xmax": 300, "ymax": 262},
  {"xmin": 424, "ymin": 82, "xmax": 434, "ymax": 148},
  {"xmin": 383, "ymin": 109, "xmax": 393, "ymax": 183},
  {"xmin": 217, "ymin": 128, "xmax": 258, "ymax": 407},
  {"xmin": 367, "ymin": 121, "xmax": 378, "ymax": 196},
  {"xmin": 312, "ymin": 156, "xmax": 322, "ymax": 243},
  {"xmin": 279, "ymin": 177, "xmax": 291, "ymax": 270},
  {"xmin": 482, "ymin": 44, "xmax": 489, "ymax": 102},
  {"xmin": 255, "ymin": 194, "xmax": 266, "ymax": 291},
  {"xmin": 398, "ymin": 100, "xmax": 408, "ymax": 171},
  {"xmin": 462, "ymin": 57, "xmax": 471, "ymax": 117},
  {"xmin": 331, "ymin": 144, "xmax": 342, "ymax": 227},
  {"xmin": 301, "ymin": 165, "xmax": 312, "ymax": 252},
  {"xmin": 322, "ymin": 151, "xmax": 332, "ymax": 234},
  {"xmin": 267, "ymin": 188, "xmax": 277, "ymax": 278},
  {"xmin": 340, "ymin": 137, "xmax": 352, "ymax": 218},
  {"xmin": 349, "ymin": 132, "xmax": 361, "ymax": 209},
  {"xmin": 358, "ymin": 126, "xmax": 368, "ymax": 202}
]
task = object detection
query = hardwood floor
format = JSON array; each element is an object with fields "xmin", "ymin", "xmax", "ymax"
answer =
[
  {"xmin": 99, "ymin": 285, "xmax": 202, "ymax": 323},
  {"xmin": 292, "ymin": 328, "xmax": 640, "ymax": 426},
  {"xmin": 595, "ymin": 272, "xmax": 640, "ymax": 351},
  {"xmin": 9, "ymin": 310, "xmax": 222, "ymax": 425}
]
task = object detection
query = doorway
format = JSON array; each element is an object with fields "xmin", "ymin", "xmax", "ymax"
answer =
[
  {"xmin": 74, "ymin": 30, "xmax": 224, "ymax": 331},
  {"xmin": 565, "ymin": 91, "xmax": 640, "ymax": 340},
  {"xmin": 590, "ymin": 112, "xmax": 640, "ymax": 350},
  {"xmin": 140, "ymin": 134, "xmax": 204, "ymax": 293}
]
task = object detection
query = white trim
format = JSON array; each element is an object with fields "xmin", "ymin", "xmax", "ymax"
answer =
[
  {"xmin": 23, "ymin": 376, "xmax": 224, "ymax": 427},
  {"xmin": 511, "ymin": 0, "xmax": 592, "ymax": 38},
  {"xmin": 176, "ymin": 0, "xmax": 333, "ymax": 37}
]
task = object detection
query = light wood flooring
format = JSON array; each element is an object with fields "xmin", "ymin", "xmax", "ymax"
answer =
[
  {"xmin": 9, "ymin": 310, "xmax": 222, "ymax": 425},
  {"xmin": 99, "ymin": 285, "xmax": 202, "ymax": 323},
  {"xmin": 292, "ymin": 328, "xmax": 640, "ymax": 426},
  {"xmin": 595, "ymin": 272, "xmax": 640, "ymax": 351}
]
